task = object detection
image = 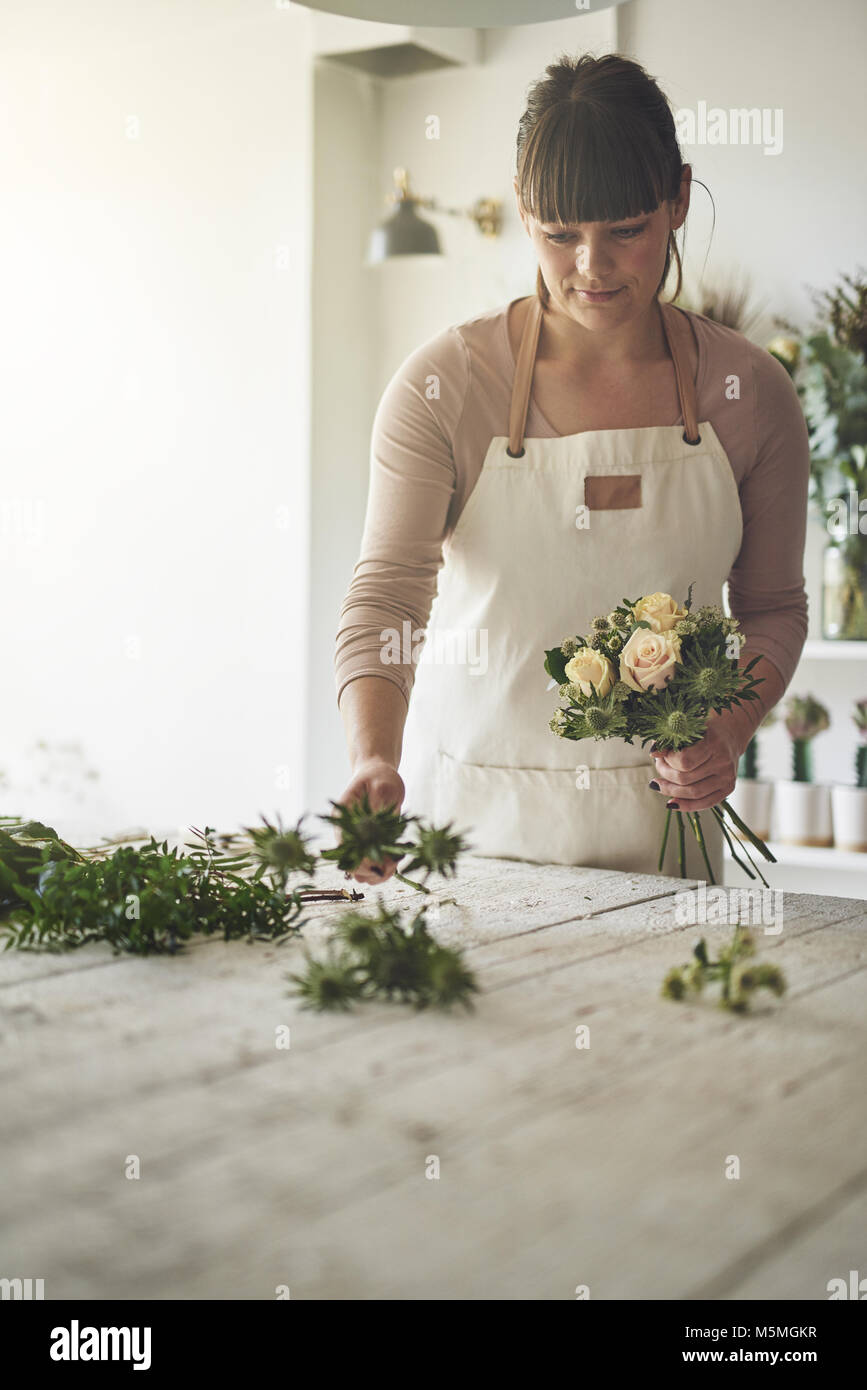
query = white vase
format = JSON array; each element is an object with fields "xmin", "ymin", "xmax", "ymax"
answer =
[
  {"xmin": 726, "ymin": 779, "xmax": 773, "ymax": 841},
  {"xmin": 831, "ymin": 785, "xmax": 867, "ymax": 852},
  {"xmin": 773, "ymin": 781, "xmax": 833, "ymax": 847}
]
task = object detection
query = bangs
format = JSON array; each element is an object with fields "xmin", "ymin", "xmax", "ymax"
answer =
[{"xmin": 516, "ymin": 102, "xmax": 677, "ymax": 226}]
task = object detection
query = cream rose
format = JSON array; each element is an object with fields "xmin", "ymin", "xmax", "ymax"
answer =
[
  {"xmin": 631, "ymin": 592, "xmax": 688, "ymax": 634},
  {"xmin": 564, "ymin": 647, "xmax": 615, "ymax": 697},
  {"xmin": 619, "ymin": 628, "xmax": 682, "ymax": 692}
]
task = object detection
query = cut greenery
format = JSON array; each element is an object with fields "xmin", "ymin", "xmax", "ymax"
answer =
[
  {"xmin": 0, "ymin": 797, "xmax": 472, "ymax": 1016},
  {"xmin": 662, "ymin": 925, "xmax": 786, "ymax": 1013},
  {"xmin": 288, "ymin": 899, "xmax": 478, "ymax": 1014}
]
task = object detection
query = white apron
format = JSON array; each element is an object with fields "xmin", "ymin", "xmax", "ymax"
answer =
[{"xmin": 400, "ymin": 294, "xmax": 744, "ymax": 880}]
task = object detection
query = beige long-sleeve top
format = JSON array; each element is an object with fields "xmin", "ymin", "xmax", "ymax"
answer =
[{"xmin": 335, "ymin": 297, "xmax": 810, "ymax": 711}]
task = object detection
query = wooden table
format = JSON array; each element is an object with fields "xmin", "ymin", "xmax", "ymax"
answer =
[{"xmin": 2, "ymin": 855, "xmax": 865, "ymax": 1300}]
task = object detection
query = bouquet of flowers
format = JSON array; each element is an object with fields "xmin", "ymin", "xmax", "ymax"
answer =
[{"xmin": 543, "ymin": 585, "xmax": 777, "ymax": 886}]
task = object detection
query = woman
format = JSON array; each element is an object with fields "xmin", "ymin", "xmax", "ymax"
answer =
[{"xmin": 334, "ymin": 53, "xmax": 809, "ymax": 885}]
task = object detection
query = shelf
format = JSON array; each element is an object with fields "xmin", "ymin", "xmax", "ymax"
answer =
[
  {"xmin": 800, "ymin": 639, "xmax": 867, "ymax": 660},
  {"xmin": 724, "ymin": 839, "xmax": 867, "ymax": 870}
]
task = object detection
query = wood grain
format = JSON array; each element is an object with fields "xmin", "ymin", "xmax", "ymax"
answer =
[{"xmin": 1, "ymin": 855, "xmax": 864, "ymax": 1299}]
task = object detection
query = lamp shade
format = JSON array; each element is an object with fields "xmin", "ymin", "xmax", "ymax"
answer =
[
  {"xmin": 367, "ymin": 200, "xmax": 442, "ymax": 263},
  {"xmin": 297, "ymin": 0, "xmax": 620, "ymax": 26}
]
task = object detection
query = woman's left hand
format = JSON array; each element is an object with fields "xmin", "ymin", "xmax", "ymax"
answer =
[{"xmin": 649, "ymin": 715, "xmax": 744, "ymax": 814}]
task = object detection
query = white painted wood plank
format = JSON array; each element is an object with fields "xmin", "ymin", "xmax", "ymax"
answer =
[
  {"xmin": 1, "ymin": 907, "xmax": 864, "ymax": 1298},
  {"xmin": 2, "ymin": 852, "xmax": 864, "ymax": 1301}
]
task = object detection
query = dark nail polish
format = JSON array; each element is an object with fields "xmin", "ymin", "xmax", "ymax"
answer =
[
  {"xmin": 666, "ymin": 800, "xmax": 679, "ymax": 810},
  {"xmin": 649, "ymin": 780, "xmax": 660, "ymax": 791}
]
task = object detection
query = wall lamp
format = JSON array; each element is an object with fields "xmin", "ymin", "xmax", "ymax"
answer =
[{"xmin": 367, "ymin": 167, "xmax": 502, "ymax": 263}]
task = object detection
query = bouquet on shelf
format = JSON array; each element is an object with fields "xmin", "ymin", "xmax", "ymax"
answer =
[{"xmin": 543, "ymin": 585, "xmax": 777, "ymax": 886}]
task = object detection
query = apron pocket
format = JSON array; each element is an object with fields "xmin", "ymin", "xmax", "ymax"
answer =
[{"xmin": 434, "ymin": 750, "xmax": 722, "ymax": 879}]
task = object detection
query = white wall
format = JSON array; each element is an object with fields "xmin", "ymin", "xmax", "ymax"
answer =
[
  {"xmin": 305, "ymin": 58, "xmax": 380, "ymax": 834},
  {"xmin": 1, "ymin": 0, "xmax": 313, "ymax": 842}
]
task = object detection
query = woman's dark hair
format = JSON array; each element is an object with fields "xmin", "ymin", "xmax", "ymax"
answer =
[{"xmin": 515, "ymin": 52, "xmax": 686, "ymax": 304}]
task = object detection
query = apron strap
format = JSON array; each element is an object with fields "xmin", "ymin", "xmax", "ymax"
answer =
[
  {"xmin": 506, "ymin": 292, "xmax": 702, "ymax": 454},
  {"xmin": 507, "ymin": 294, "xmax": 543, "ymax": 456},
  {"xmin": 659, "ymin": 300, "xmax": 701, "ymax": 445}
]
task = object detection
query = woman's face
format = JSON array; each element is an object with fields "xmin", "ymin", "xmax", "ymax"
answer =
[{"xmin": 514, "ymin": 167, "xmax": 691, "ymax": 329}]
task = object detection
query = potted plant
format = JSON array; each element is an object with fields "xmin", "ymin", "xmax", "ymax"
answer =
[
  {"xmin": 727, "ymin": 706, "xmax": 777, "ymax": 840},
  {"xmin": 831, "ymin": 698, "xmax": 867, "ymax": 851},
  {"xmin": 774, "ymin": 695, "xmax": 833, "ymax": 846},
  {"xmin": 770, "ymin": 270, "xmax": 867, "ymax": 640}
]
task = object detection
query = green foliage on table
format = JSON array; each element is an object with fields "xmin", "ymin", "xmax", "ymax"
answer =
[
  {"xmin": 288, "ymin": 899, "xmax": 478, "ymax": 1014},
  {"xmin": 662, "ymin": 925, "xmax": 786, "ymax": 1013},
  {"xmin": 0, "ymin": 798, "xmax": 472, "ymax": 989},
  {"xmin": 0, "ymin": 817, "xmax": 313, "ymax": 953}
]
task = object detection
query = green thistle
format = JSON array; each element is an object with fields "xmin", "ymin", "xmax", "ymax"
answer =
[
  {"xmin": 585, "ymin": 705, "xmax": 611, "ymax": 732},
  {"xmin": 243, "ymin": 814, "xmax": 318, "ymax": 887},
  {"xmin": 688, "ymin": 664, "xmax": 729, "ymax": 702},
  {"xmin": 628, "ymin": 686, "xmax": 707, "ymax": 751},
  {"xmin": 319, "ymin": 790, "xmax": 414, "ymax": 874},
  {"xmin": 683, "ymin": 959, "xmax": 706, "ymax": 993},
  {"xmin": 673, "ymin": 641, "xmax": 747, "ymax": 708},
  {"xmin": 288, "ymin": 952, "xmax": 365, "ymax": 1011},
  {"xmin": 553, "ymin": 693, "xmax": 630, "ymax": 742},
  {"xmin": 289, "ymin": 900, "xmax": 478, "ymax": 1013},
  {"xmin": 398, "ymin": 822, "xmax": 467, "ymax": 884},
  {"xmin": 424, "ymin": 947, "xmax": 478, "ymax": 1010},
  {"xmin": 666, "ymin": 710, "xmax": 691, "ymax": 738},
  {"xmin": 319, "ymin": 791, "xmax": 470, "ymax": 893},
  {"xmin": 729, "ymin": 960, "xmax": 786, "ymax": 1012},
  {"xmin": 661, "ymin": 966, "xmax": 687, "ymax": 1000},
  {"xmin": 333, "ymin": 912, "xmax": 381, "ymax": 951},
  {"xmin": 662, "ymin": 925, "xmax": 785, "ymax": 1013},
  {"xmin": 719, "ymin": 925, "xmax": 757, "ymax": 965}
]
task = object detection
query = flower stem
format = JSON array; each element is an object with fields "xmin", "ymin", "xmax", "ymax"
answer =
[
  {"xmin": 677, "ymin": 812, "xmax": 686, "ymax": 877},
  {"xmin": 299, "ymin": 888, "xmax": 364, "ymax": 903},
  {"xmin": 394, "ymin": 870, "xmax": 429, "ymax": 893},
  {"xmin": 719, "ymin": 800, "xmax": 777, "ymax": 863},
  {"xmin": 658, "ymin": 808, "xmax": 673, "ymax": 872},
  {"xmin": 688, "ymin": 812, "xmax": 716, "ymax": 884},
  {"xmin": 711, "ymin": 806, "xmax": 757, "ymax": 881},
  {"xmin": 718, "ymin": 809, "xmax": 772, "ymax": 888}
]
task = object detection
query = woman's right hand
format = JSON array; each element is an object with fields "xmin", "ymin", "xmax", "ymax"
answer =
[{"xmin": 335, "ymin": 758, "xmax": 406, "ymax": 885}]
